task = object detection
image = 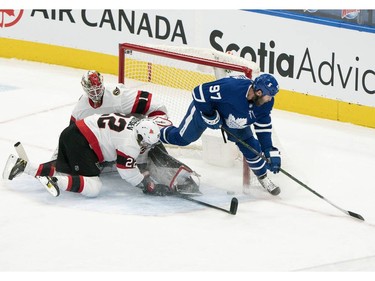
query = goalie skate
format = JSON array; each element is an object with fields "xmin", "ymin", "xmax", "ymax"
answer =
[
  {"xmin": 2, "ymin": 154, "xmax": 27, "ymax": 180},
  {"xmin": 36, "ymin": 176, "xmax": 60, "ymax": 197}
]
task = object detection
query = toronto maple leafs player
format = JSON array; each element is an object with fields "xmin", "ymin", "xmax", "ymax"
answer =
[{"xmin": 160, "ymin": 73, "xmax": 281, "ymax": 195}]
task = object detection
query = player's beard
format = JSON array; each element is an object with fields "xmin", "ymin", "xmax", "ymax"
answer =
[{"xmin": 252, "ymin": 95, "xmax": 262, "ymax": 106}]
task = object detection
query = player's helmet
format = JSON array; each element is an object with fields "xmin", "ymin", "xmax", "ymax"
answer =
[
  {"xmin": 81, "ymin": 70, "xmax": 105, "ymax": 102},
  {"xmin": 134, "ymin": 118, "xmax": 161, "ymax": 148},
  {"xmin": 253, "ymin": 74, "xmax": 279, "ymax": 97}
]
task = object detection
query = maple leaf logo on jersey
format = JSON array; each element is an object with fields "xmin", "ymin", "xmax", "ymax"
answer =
[{"xmin": 225, "ymin": 114, "xmax": 247, "ymax": 129}]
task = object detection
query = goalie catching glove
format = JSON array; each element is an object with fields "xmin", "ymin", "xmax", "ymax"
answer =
[
  {"xmin": 138, "ymin": 172, "xmax": 173, "ymax": 196},
  {"xmin": 264, "ymin": 147, "xmax": 281, "ymax": 174},
  {"xmin": 200, "ymin": 110, "xmax": 222, "ymax": 129}
]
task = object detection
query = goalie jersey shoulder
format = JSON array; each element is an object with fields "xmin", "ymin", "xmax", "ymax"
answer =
[
  {"xmin": 107, "ymin": 83, "xmax": 128, "ymax": 97},
  {"xmin": 103, "ymin": 83, "xmax": 126, "ymax": 98}
]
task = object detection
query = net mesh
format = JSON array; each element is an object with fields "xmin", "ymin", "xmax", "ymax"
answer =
[{"xmin": 120, "ymin": 44, "xmax": 259, "ymax": 127}]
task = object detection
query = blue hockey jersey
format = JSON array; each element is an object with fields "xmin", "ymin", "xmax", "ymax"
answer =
[{"xmin": 192, "ymin": 75, "xmax": 274, "ymax": 150}]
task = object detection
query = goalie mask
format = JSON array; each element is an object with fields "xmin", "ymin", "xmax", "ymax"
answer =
[
  {"xmin": 134, "ymin": 119, "xmax": 161, "ymax": 149},
  {"xmin": 253, "ymin": 74, "xmax": 279, "ymax": 97},
  {"xmin": 81, "ymin": 70, "xmax": 105, "ymax": 102}
]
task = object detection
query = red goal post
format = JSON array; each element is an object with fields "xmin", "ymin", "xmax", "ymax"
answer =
[
  {"xmin": 118, "ymin": 42, "xmax": 260, "ymax": 188},
  {"xmin": 119, "ymin": 43, "xmax": 254, "ymax": 83}
]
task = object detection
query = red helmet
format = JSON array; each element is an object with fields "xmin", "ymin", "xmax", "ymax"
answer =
[{"xmin": 81, "ymin": 70, "xmax": 105, "ymax": 102}]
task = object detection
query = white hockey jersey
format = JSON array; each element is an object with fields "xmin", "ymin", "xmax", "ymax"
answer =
[
  {"xmin": 70, "ymin": 83, "xmax": 167, "ymax": 124},
  {"xmin": 75, "ymin": 113, "xmax": 145, "ymax": 186}
]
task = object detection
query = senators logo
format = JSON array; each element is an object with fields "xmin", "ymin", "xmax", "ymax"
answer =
[{"xmin": 0, "ymin": 10, "xmax": 23, "ymax": 28}]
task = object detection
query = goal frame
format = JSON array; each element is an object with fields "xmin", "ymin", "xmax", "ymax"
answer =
[
  {"xmin": 118, "ymin": 42, "xmax": 253, "ymax": 187},
  {"xmin": 118, "ymin": 43, "xmax": 253, "ymax": 84}
]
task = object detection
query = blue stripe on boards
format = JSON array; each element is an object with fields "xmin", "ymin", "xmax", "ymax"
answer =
[{"xmin": 244, "ymin": 10, "xmax": 375, "ymax": 34}]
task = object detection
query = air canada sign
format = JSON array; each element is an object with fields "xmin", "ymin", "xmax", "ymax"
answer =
[{"xmin": 30, "ymin": 10, "xmax": 188, "ymax": 44}]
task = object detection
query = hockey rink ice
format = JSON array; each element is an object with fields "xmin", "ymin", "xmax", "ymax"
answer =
[{"xmin": 1, "ymin": 58, "xmax": 375, "ymax": 277}]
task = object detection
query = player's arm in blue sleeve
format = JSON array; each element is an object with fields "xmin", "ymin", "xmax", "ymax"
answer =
[
  {"xmin": 192, "ymin": 83, "xmax": 214, "ymax": 114},
  {"xmin": 253, "ymin": 100, "xmax": 275, "ymax": 152},
  {"xmin": 192, "ymin": 82, "xmax": 222, "ymax": 129},
  {"xmin": 254, "ymin": 101, "xmax": 281, "ymax": 174},
  {"xmin": 254, "ymin": 114, "xmax": 273, "ymax": 151}
]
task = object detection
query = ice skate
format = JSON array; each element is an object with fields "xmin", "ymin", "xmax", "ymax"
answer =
[
  {"xmin": 258, "ymin": 174, "xmax": 280, "ymax": 196},
  {"xmin": 2, "ymin": 154, "xmax": 27, "ymax": 180},
  {"xmin": 36, "ymin": 176, "xmax": 60, "ymax": 197}
]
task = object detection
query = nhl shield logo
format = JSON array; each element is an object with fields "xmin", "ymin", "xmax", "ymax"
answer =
[{"xmin": 113, "ymin": 87, "xmax": 120, "ymax": 96}]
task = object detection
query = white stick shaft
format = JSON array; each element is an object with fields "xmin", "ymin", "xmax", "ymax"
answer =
[{"xmin": 14, "ymin": 142, "xmax": 29, "ymax": 161}]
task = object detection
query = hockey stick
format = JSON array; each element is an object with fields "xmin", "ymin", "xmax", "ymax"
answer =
[
  {"xmin": 14, "ymin": 141, "xmax": 29, "ymax": 161},
  {"xmin": 175, "ymin": 193, "xmax": 238, "ymax": 215},
  {"xmin": 221, "ymin": 127, "xmax": 364, "ymax": 221}
]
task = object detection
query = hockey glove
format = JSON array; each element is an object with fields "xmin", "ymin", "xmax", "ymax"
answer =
[
  {"xmin": 264, "ymin": 147, "xmax": 281, "ymax": 174},
  {"xmin": 145, "ymin": 184, "xmax": 173, "ymax": 196},
  {"xmin": 201, "ymin": 110, "xmax": 222, "ymax": 129},
  {"xmin": 139, "ymin": 175, "xmax": 172, "ymax": 196}
]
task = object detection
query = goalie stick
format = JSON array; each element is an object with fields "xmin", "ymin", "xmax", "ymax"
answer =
[{"xmin": 221, "ymin": 127, "xmax": 364, "ymax": 221}]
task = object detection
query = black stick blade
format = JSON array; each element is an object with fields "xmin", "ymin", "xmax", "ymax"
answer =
[
  {"xmin": 230, "ymin": 197, "xmax": 238, "ymax": 215},
  {"xmin": 348, "ymin": 211, "xmax": 365, "ymax": 221}
]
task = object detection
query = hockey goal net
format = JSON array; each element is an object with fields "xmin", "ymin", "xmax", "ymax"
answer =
[{"xmin": 118, "ymin": 42, "xmax": 260, "ymax": 187}]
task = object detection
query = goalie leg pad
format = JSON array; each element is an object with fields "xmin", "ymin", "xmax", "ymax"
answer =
[
  {"xmin": 147, "ymin": 145, "xmax": 201, "ymax": 194},
  {"xmin": 170, "ymin": 166, "xmax": 201, "ymax": 195}
]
